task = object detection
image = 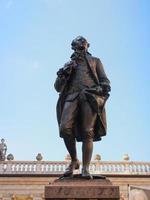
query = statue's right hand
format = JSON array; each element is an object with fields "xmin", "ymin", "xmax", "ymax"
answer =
[{"xmin": 64, "ymin": 60, "xmax": 77, "ymax": 70}]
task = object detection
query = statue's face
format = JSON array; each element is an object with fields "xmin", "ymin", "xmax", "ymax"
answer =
[
  {"xmin": 71, "ymin": 36, "xmax": 89, "ymax": 53},
  {"xmin": 1, "ymin": 139, "xmax": 4, "ymax": 143}
]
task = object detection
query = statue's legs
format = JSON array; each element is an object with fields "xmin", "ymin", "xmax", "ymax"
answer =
[
  {"xmin": 80, "ymin": 100, "xmax": 97, "ymax": 178},
  {"xmin": 64, "ymin": 135, "xmax": 77, "ymax": 162},
  {"xmin": 60, "ymin": 96, "xmax": 97, "ymax": 178},
  {"xmin": 60, "ymin": 99, "xmax": 79, "ymax": 176},
  {"xmin": 82, "ymin": 138, "xmax": 93, "ymax": 175}
]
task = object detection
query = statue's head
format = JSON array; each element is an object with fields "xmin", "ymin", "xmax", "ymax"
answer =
[
  {"xmin": 1, "ymin": 139, "xmax": 5, "ymax": 143},
  {"xmin": 71, "ymin": 36, "xmax": 89, "ymax": 53}
]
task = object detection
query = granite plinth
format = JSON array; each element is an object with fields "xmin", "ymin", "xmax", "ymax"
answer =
[{"xmin": 45, "ymin": 177, "xmax": 120, "ymax": 200}]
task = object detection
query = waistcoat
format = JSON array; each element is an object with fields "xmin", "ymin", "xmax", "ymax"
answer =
[{"xmin": 68, "ymin": 58, "xmax": 96, "ymax": 94}]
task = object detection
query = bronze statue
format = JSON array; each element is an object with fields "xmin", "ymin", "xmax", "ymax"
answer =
[
  {"xmin": 0, "ymin": 138, "xmax": 7, "ymax": 161},
  {"xmin": 54, "ymin": 36, "xmax": 111, "ymax": 179}
]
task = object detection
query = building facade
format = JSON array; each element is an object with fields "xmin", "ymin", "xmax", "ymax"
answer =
[{"xmin": 0, "ymin": 155, "xmax": 150, "ymax": 200}]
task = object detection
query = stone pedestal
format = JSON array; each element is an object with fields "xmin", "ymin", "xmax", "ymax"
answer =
[{"xmin": 45, "ymin": 176, "xmax": 120, "ymax": 200}]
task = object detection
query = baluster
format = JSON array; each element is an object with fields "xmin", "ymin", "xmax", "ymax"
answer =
[
  {"xmin": 105, "ymin": 164, "xmax": 109, "ymax": 172},
  {"xmin": 93, "ymin": 163, "xmax": 95, "ymax": 172},
  {"xmin": 123, "ymin": 164, "xmax": 126, "ymax": 173},
  {"xmin": 47, "ymin": 163, "xmax": 50, "ymax": 172},
  {"xmin": 101, "ymin": 164, "xmax": 105, "ymax": 172},
  {"xmin": 42, "ymin": 163, "xmax": 45, "ymax": 172},
  {"xmin": 44, "ymin": 163, "xmax": 47, "ymax": 172},
  {"xmin": 15, "ymin": 164, "xmax": 18, "ymax": 172},
  {"xmin": 22, "ymin": 163, "xmax": 26, "ymax": 172},
  {"xmin": 55, "ymin": 164, "xmax": 57, "ymax": 172},
  {"xmin": 51, "ymin": 163, "xmax": 54, "ymax": 172},
  {"xmin": 36, "ymin": 162, "xmax": 40, "ymax": 172},
  {"xmin": 143, "ymin": 164, "xmax": 147, "ymax": 174},
  {"xmin": 52, "ymin": 164, "xmax": 56, "ymax": 172},
  {"xmin": 140, "ymin": 164, "xmax": 144, "ymax": 174},
  {"xmin": 127, "ymin": 164, "xmax": 130, "ymax": 173},
  {"xmin": 114, "ymin": 164, "xmax": 117, "ymax": 172},
  {"xmin": 130, "ymin": 164, "xmax": 134, "ymax": 173},
  {"xmin": 34, "ymin": 164, "xmax": 36, "ymax": 172},
  {"xmin": 46, "ymin": 164, "xmax": 49, "ymax": 172},
  {"xmin": 99, "ymin": 162, "xmax": 102, "ymax": 171},
  {"xmin": 118, "ymin": 164, "xmax": 122, "ymax": 173},
  {"xmin": 27, "ymin": 164, "xmax": 31, "ymax": 172},
  {"xmin": 110, "ymin": 164, "xmax": 113, "ymax": 173},
  {"xmin": 118, "ymin": 164, "xmax": 121, "ymax": 173},
  {"xmin": 132, "ymin": 164, "xmax": 136, "ymax": 173},
  {"xmin": 11, "ymin": 164, "xmax": 14, "ymax": 172},
  {"xmin": 41, "ymin": 163, "xmax": 45, "ymax": 172},
  {"xmin": 98, "ymin": 163, "xmax": 101, "ymax": 172},
  {"xmin": 92, "ymin": 163, "xmax": 95, "ymax": 171},
  {"xmin": 143, "ymin": 164, "xmax": 146, "ymax": 174},
  {"xmin": 105, "ymin": 164, "xmax": 108, "ymax": 172},
  {"xmin": 109, "ymin": 164, "xmax": 112, "ymax": 173},
  {"xmin": 32, "ymin": 163, "xmax": 35, "ymax": 172},
  {"xmin": 49, "ymin": 163, "xmax": 53, "ymax": 172},
  {"xmin": 63, "ymin": 164, "xmax": 65, "ymax": 172},
  {"xmin": 143, "ymin": 164, "xmax": 146, "ymax": 173},
  {"xmin": 135, "ymin": 164, "xmax": 138, "ymax": 173},
  {"xmin": 27, "ymin": 164, "xmax": 30, "ymax": 172},
  {"xmin": 18, "ymin": 163, "xmax": 22, "ymax": 172},
  {"xmin": 65, "ymin": 163, "xmax": 68, "ymax": 171},
  {"xmin": 101, "ymin": 164, "xmax": 104, "ymax": 172},
  {"xmin": 60, "ymin": 164, "xmax": 63, "ymax": 172},
  {"xmin": 146, "ymin": 164, "xmax": 149, "ymax": 173},
  {"xmin": 126, "ymin": 163, "xmax": 129, "ymax": 173},
  {"xmin": 135, "ymin": 164, "xmax": 139, "ymax": 174},
  {"xmin": 141, "ymin": 164, "xmax": 144, "ymax": 173},
  {"xmin": 148, "ymin": 164, "xmax": 150, "ymax": 173},
  {"xmin": 114, "ymin": 164, "xmax": 118, "ymax": 172},
  {"xmin": 0, "ymin": 162, "xmax": 4, "ymax": 172},
  {"xmin": 6, "ymin": 161, "xmax": 13, "ymax": 173},
  {"xmin": 128, "ymin": 164, "xmax": 132, "ymax": 174},
  {"xmin": 59, "ymin": 164, "xmax": 61, "ymax": 171},
  {"xmin": 122, "ymin": 164, "xmax": 126, "ymax": 173},
  {"xmin": 138, "ymin": 164, "xmax": 141, "ymax": 174},
  {"xmin": 25, "ymin": 164, "xmax": 28, "ymax": 172},
  {"xmin": 96, "ymin": 162, "xmax": 101, "ymax": 172},
  {"xmin": 56, "ymin": 164, "xmax": 59, "ymax": 172},
  {"xmin": 131, "ymin": 164, "xmax": 135, "ymax": 174},
  {"xmin": 144, "ymin": 164, "xmax": 147, "ymax": 173},
  {"xmin": 27, "ymin": 163, "xmax": 31, "ymax": 172},
  {"xmin": 2, "ymin": 163, "xmax": 7, "ymax": 173}
]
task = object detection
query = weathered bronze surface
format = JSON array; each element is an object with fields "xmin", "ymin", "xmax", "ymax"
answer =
[{"xmin": 54, "ymin": 36, "xmax": 111, "ymax": 178}]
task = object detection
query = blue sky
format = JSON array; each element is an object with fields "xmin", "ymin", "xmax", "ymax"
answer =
[{"xmin": 0, "ymin": 0, "xmax": 150, "ymax": 162}]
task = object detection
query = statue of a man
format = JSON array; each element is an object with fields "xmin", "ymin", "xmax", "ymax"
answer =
[
  {"xmin": 0, "ymin": 138, "xmax": 7, "ymax": 161},
  {"xmin": 54, "ymin": 36, "xmax": 111, "ymax": 178}
]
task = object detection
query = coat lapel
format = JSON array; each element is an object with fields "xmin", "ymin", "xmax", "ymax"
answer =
[{"xmin": 85, "ymin": 54, "xmax": 99, "ymax": 85}]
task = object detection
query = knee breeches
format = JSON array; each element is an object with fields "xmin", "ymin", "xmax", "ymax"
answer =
[{"xmin": 60, "ymin": 95, "xmax": 97, "ymax": 140}]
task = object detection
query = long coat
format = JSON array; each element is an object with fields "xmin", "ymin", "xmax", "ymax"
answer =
[{"xmin": 54, "ymin": 53, "xmax": 110, "ymax": 142}]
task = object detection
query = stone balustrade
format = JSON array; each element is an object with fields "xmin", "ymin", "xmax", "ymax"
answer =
[{"xmin": 0, "ymin": 160, "xmax": 150, "ymax": 175}]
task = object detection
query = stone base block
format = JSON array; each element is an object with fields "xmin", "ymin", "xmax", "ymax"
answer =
[{"xmin": 45, "ymin": 177, "xmax": 120, "ymax": 200}]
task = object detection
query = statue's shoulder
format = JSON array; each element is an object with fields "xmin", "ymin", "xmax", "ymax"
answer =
[
  {"xmin": 87, "ymin": 54, "xmax": 101, "ymax": 64},
  {"xmin": 87, "ymin": 53, "xmax": 100, "ymax": 61}
]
